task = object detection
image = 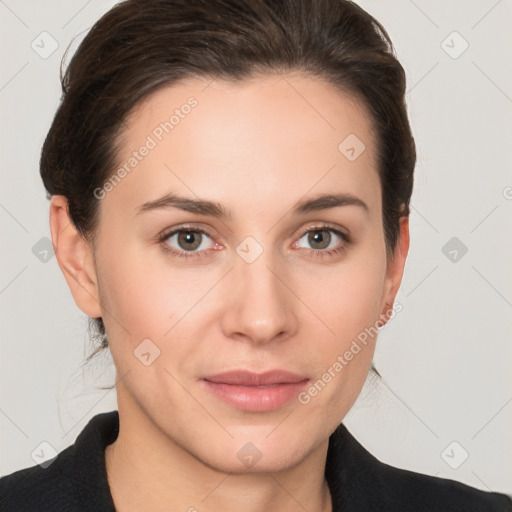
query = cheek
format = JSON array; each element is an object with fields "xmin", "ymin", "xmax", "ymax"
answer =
[
  {"xmin": 95, "ymin": 240, "xmax": 225, "ymax": 375},
  {"xmin": 95, "ymin": 243, "xmax": 186, "ymax": 350},
  {"xmin": 297, "ymin": 247, "xmax": 386, "ymax": 396},
  {"xmin": 307, "ymin": 253, "xmax": 386, "ymax": 343}
]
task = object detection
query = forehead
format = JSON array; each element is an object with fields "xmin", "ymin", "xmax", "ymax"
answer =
[{"xmin": 105, "ymin": 73, "xmax": 380, "ymax": 219}]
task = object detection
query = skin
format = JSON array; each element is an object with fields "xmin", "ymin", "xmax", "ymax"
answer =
[{"xmin": 50, "ymin": 73, "xmax": 409, "ymax": 512}]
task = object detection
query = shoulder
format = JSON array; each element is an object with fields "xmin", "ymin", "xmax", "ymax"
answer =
[
  {"xmin": 0, "ymin": 444, "xmax": 78, "ymax": 511},
  {"xmin": 373, "ymin": 458, "xmax": 512, "ymax": 512},
  {"xmin": 327, "ymin": 423, "xmax": 512, "ymax": 512},
  {"xmin": 0, "ymin": 411, "xmax": 118, "ymax": 512}
]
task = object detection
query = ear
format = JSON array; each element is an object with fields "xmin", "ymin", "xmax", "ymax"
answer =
[
  {"xmin": 49, "ymin": 195, "xmax": 102, "ymax": 318},
  {"xmin": 379, "ymin": 215, "xmax": 409, "ymax": 325}
]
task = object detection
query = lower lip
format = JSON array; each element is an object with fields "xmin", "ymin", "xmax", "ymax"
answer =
[{"xmin": 201, "ymin": 379, "xmax": 310, "ymax": 412}]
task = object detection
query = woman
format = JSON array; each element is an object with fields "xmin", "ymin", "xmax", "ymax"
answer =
[{"xmin": 1, "ymin": 0, "xmax": 510, "ymax": 510}]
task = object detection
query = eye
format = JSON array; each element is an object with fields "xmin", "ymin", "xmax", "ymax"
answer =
[
  {"xmin": 158, "ymin": 227, "xmax": 218, "ymax": 260},
  {"xmin": 157, "ymin": 224, "xmax": 350, "ymax": 261},
  {"xmin": 294, "ymin": 226, "xmax": 350, "ymax": 258}
]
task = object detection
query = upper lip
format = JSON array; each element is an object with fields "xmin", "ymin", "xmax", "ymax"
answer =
[{"xmin": 203, "ymin": 370, "xmax": 309, "ymax": 386}]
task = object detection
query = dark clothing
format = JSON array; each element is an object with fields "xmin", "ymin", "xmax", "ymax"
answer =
[{"xmin": 1, "ymin": 410, "xmax": 510, "ymax": 511}]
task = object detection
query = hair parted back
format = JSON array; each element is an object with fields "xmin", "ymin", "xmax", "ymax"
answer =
[{"xmin": 40, "ymin": 0, "xmax": 415, "ymax": 362}]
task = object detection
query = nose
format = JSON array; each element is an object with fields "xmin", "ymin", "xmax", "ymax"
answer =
[{"xmin": 221, "ymin": 251, "xmax": 298, "ymax": 346}]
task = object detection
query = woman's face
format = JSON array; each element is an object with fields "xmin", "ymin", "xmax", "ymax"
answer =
[{"xmin": 59, "ymin": 73, "xmax": 408, "ymax": 472}]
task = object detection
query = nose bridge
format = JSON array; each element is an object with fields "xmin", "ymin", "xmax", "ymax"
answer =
[{"xmin": 221, "ymin": 244, "xmax": 295, "ymax": 343}]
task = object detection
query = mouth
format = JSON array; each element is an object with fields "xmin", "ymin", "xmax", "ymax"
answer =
[{"xmin": 201, "ymin": 370, "xmax": 310, "ymax": 412}]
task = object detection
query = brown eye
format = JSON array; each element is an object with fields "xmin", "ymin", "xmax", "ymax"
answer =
[
  {"xmin": 293, "ymin": 226, "xmax": 350, "ymax": 259},
  {"xmin": 160, "ymin": 228, "xmax": 216, "ymax": 258},
  {"xmin": 306, "ymin": 230, "xmax": 332, "ymax": 250},
  {"xmin": 176, "ymin": 230, "xmax": 203, "ymax": 251}
]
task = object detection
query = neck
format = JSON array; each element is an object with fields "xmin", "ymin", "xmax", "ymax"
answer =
[{"xmin": 105, "ymin": 393, "xmax": 332, "ymax": 512}]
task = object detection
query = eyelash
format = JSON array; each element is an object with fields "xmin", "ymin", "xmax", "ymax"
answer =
[{"xmin": 157, "ymin": 224, "xmax": 351, "ymax": 261}]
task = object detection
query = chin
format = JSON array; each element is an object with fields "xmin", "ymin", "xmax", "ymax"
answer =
[{"xmin": 189, "ymin": 428, "xmax": 318, "ymax": 475}]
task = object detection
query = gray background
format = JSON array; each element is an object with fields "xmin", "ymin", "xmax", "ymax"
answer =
[{"xmin": 1, "ymin": 0, "xmax": 511, "ymax": 495}]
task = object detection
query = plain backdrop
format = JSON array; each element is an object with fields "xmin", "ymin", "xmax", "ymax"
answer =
[{"xmin": 1, "ymin": 0, "xmax": 511, "ymax": 495}]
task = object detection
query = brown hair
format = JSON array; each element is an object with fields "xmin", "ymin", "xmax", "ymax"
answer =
[{"xmin": 40, "ymin": 0, "xmax": 415, "ymax": 364}]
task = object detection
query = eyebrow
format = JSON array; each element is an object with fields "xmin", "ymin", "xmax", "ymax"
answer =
[{"xmin": 136, "ymin": 191, "xmax": 369, "ymax": 218}]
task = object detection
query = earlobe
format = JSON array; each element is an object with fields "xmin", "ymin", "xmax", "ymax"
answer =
[
  {"xmin": 49, "ymin": 195, "xmax": 103, "ymax": 318},
  {"xmin": 379, "ymin": 216, "xmax": 410, "ymax": 324}
]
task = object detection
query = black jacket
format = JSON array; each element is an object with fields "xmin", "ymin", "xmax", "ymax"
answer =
[{"xmin": 1, "ymin": 410, "xmax": 510, "ymax": 511}]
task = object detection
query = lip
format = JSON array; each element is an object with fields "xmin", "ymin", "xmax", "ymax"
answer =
[{"xmin": 201, "ymin": 370, "xmax": 310, "ymax": 412}]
